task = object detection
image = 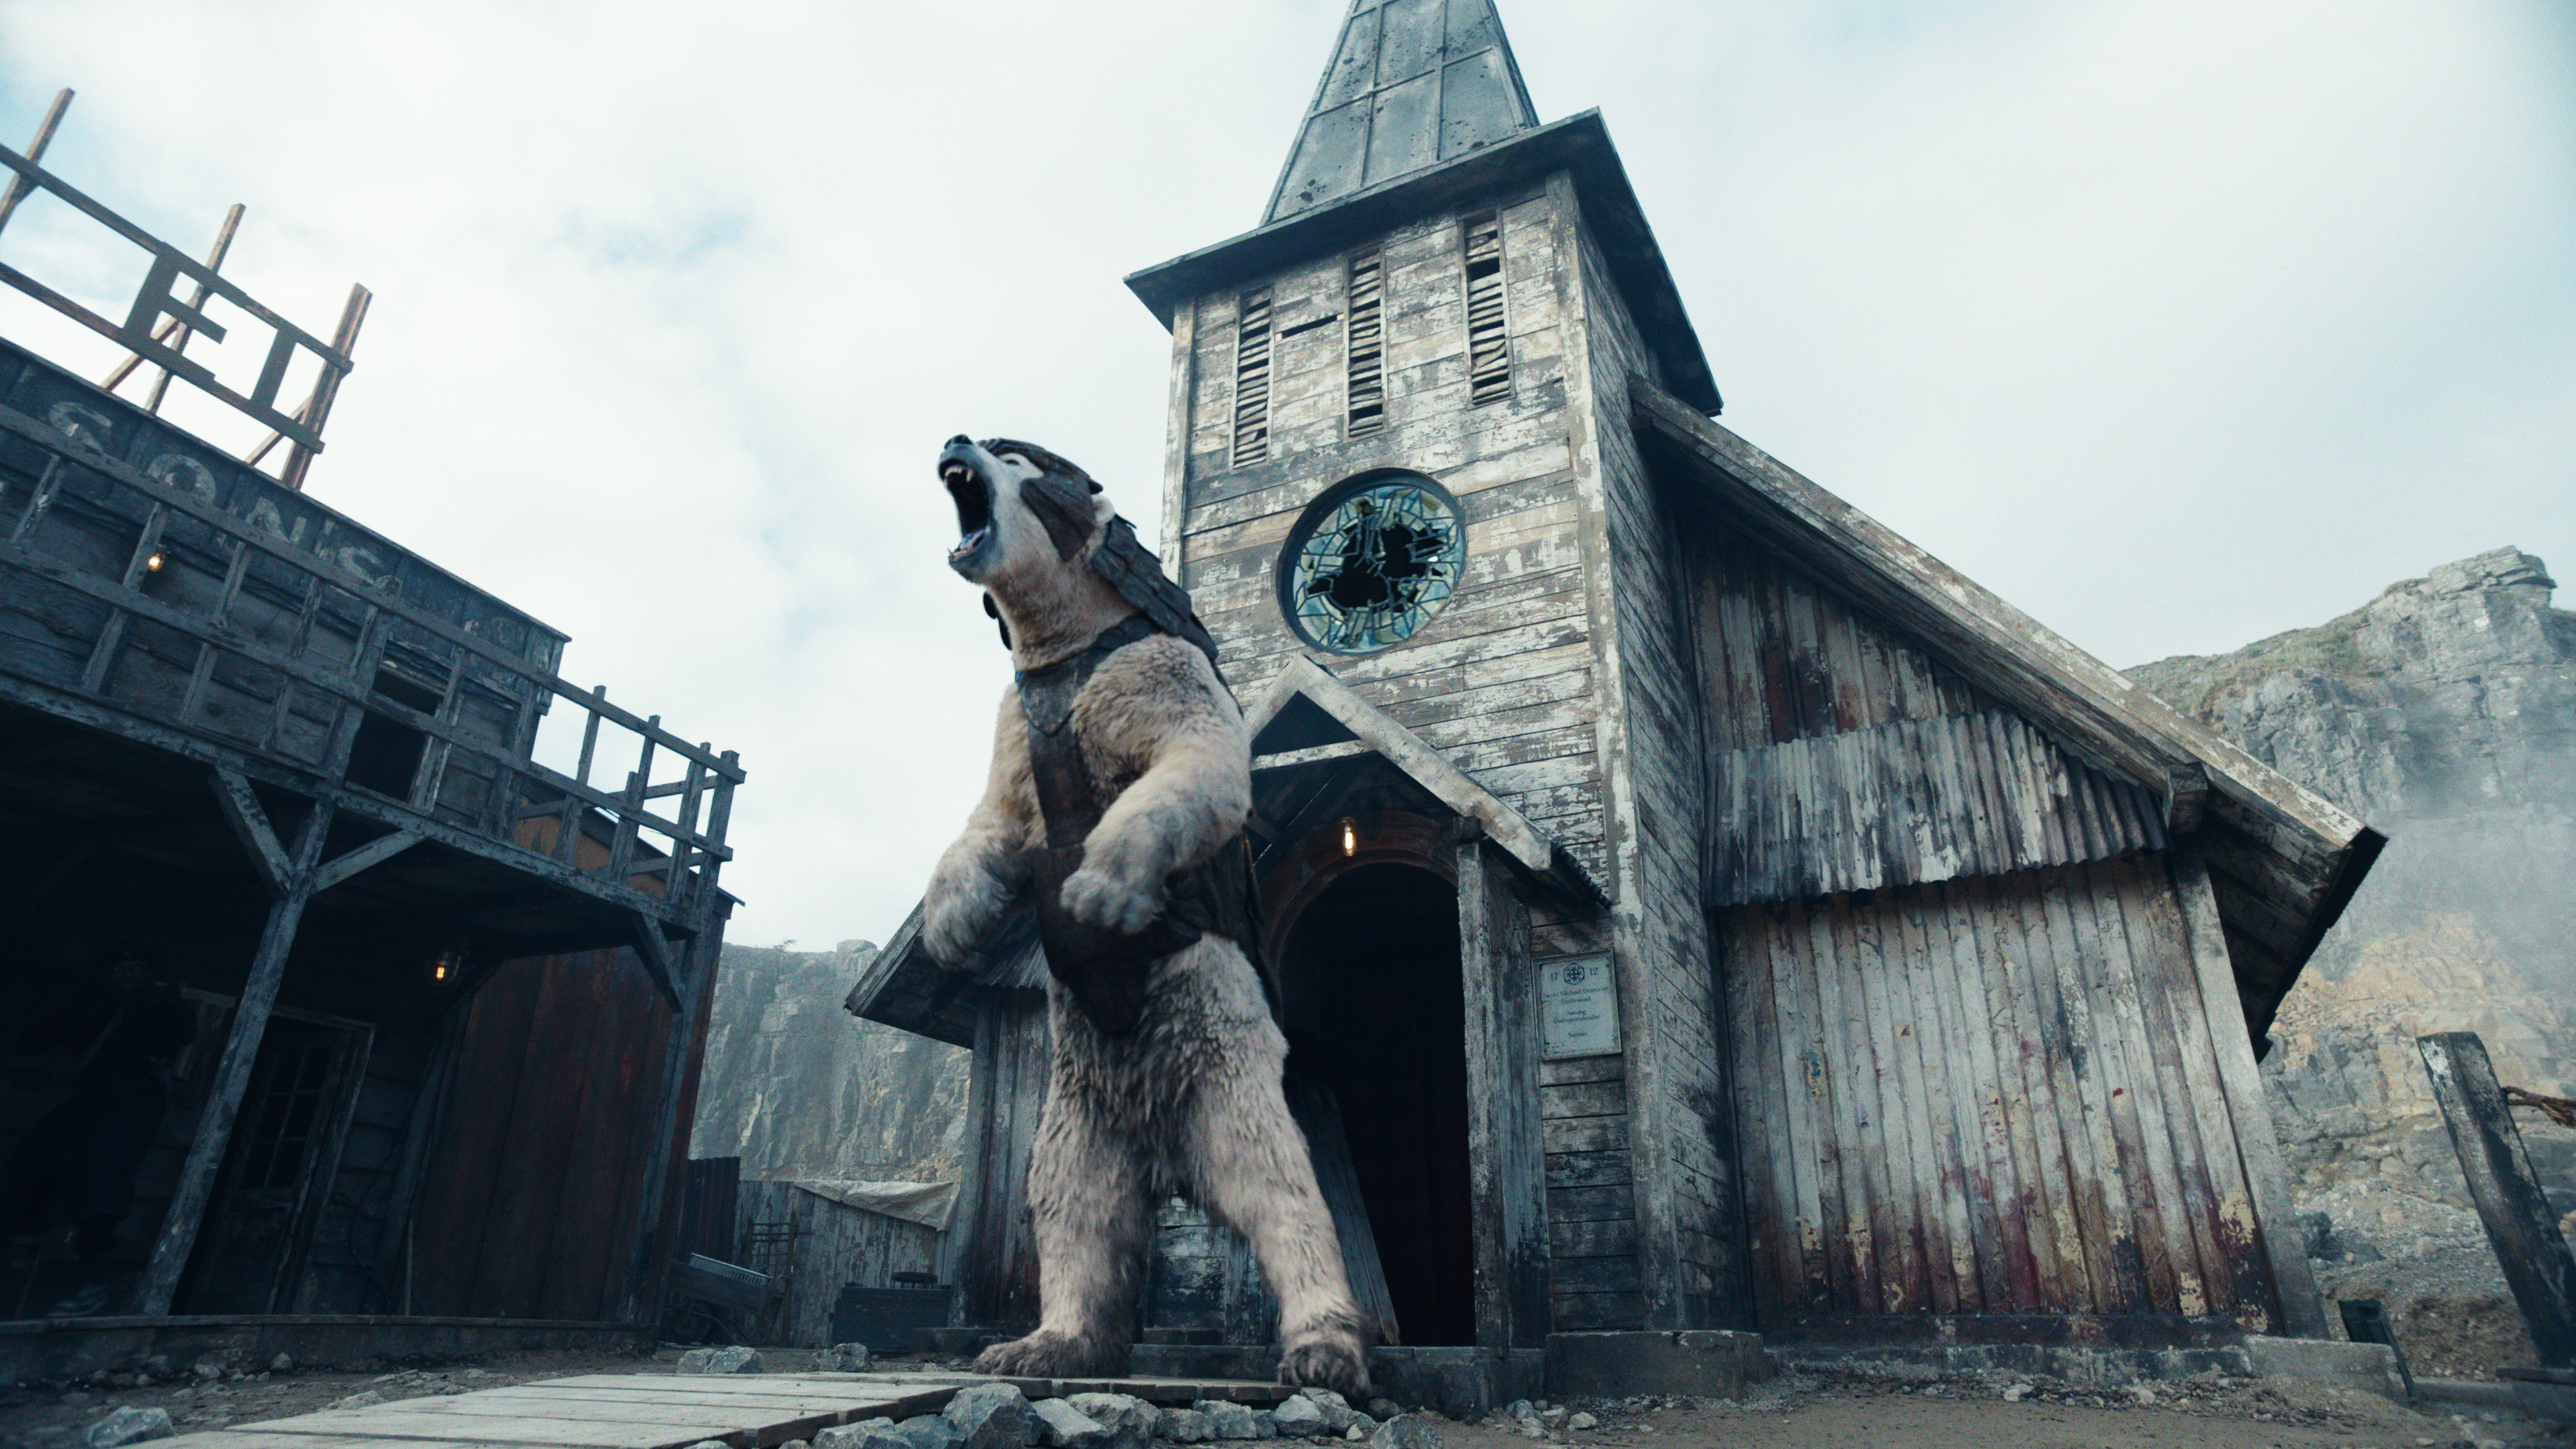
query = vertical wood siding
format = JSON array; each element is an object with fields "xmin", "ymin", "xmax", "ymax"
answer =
[
  {"xmin": 732, "ymin": 1180, "xmax": 942, "ymax": 1348},
  {"xmin": 1709, "ymin": 710, "xmax": 2169, "ymax": 906},
  {"xmin": 1723, "ymin": 855, "xmax": 2275, "ymax": 1328},
  {"xmin": 1568, "ymin": 204, "xmax": 1735, "ymax": 1328},
  {"xmin": 955, "ymin": 991, "xmax": 1050, "ymax": 1331}
]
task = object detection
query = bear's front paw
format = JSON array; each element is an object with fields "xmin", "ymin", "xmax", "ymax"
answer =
[
  {"xmin": 974, "ymin": 1328, "xmax": 1128, "ymax": 1379},
  {"xmin": 1277, "ymin": 1318, "xmax": 1371, "ymax": 1402},
  {"xmin": 924, "ymin": 867, "xmax": 1010, "ymax": 968},
  {"xmin": 1061, "ymin": 867, "xmax": 1158, "ymax": 934}
]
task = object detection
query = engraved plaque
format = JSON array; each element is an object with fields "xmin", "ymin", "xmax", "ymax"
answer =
[{"xmin": 1540, "ymin": 954, "xmax": 1619, "ymax": 1059}]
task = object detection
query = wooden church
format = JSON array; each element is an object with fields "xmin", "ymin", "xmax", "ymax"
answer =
[{"xmin": 850, "ymin": 0, "xmax": 2382, "ymax": 1376}]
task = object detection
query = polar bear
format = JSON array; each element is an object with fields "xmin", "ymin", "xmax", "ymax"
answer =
[{"xmin": 920, "ymin": 435, "xmax": 1371, "ymax": 1397}]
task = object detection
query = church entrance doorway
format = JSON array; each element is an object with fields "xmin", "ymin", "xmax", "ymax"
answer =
[{"xmin": 1279, "ymin": 861, "xmax": 1474, "ymax": 1347}]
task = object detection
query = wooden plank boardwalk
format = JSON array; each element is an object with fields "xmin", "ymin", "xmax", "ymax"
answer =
[{"xmin": 156, "ymin": 1371, "xmax": 1295, "ymax": 1449}]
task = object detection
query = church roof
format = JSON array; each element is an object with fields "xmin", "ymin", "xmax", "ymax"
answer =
[
  {"xmin": 1264, "ymin": 0, "xmax": 1541, "ymax": 223},
  {"xmin": 1631, "ymin": 379, "xmax": 2385, "ymax": 1045}
]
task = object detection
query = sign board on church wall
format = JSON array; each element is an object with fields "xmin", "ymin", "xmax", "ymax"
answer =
[{"xmin": 1540, "ymin": 954, "xmax": 1619, "ymax": 1059}]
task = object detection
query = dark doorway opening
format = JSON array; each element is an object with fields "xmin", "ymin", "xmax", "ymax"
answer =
[{"xmin": 1280, "ymin": 863, "xmax": 1472, "ymax": 1346}]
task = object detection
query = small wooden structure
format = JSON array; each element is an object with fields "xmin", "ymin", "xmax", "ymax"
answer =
[
  {"xmin": 850, "ymin": 0, "xmax": 2380, "ymax": 1375},
  {"xmin": 0, "ymin": 97, "xmax": 741, "ymax": 1352}
]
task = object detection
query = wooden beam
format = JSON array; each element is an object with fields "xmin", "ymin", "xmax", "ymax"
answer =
[
  {"xmin": 627, "ymin": 909, "xmax": 682, "ymax": 1010},
  {"xmin": 209, "ymin": 767, "xmax": 290, "ymax": 897},
  {"xmin": 619, "ymin": 922, "xmax": 723, "ymax": 1322},
  {"xmin": 311, "ymin": 828, "xmax": 422, "ymax": 894},
  {"xmin": 2169, "ymin": 849, "xmax": 2327, "ymax": 1337},
  {"xmin": 2418, "ymin": 1032, "xmax": 2576, "ymax": 1367},
  {"xmin": 138, "ymin": 796, "xmax": 335, "ymax": 1314},
  {"xmin": 1459, "ymin": 837, "xmax": 1550, "ymax": 1349}
]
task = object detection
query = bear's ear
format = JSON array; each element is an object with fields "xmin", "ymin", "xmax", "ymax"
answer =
[{"xmin": 981, "ymin": 591, "xmax": 1012, "ymax": 649}]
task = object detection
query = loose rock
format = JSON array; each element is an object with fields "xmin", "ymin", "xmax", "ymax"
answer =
[
  {"xmin": 676, "ymin": 1346, "xmax": 763, "ymax": 1375},
  {"xmin": 818, "ymin": 1344, "xmax": 874, "ymax": 1373},
  {"xmin": 814, "ymin": 1421, "xmax": 912, "ymax": 1449},
  {"xmin": 1067, "ymin": 1393, "xmax": 1155, "ymax": 1449},
  {"xmin": 1370, "ymin": 1415, "xmax": 1441, "ymax": 1449},
  {"xmin": 1155, "ymin": 1407, "xmax": 1213, "ymax": 1444},
  {"xmin": 1295, "ymin": 1392, "xmax": 1368, "ymax": 1434},
  {"xmin": 80, "ymin": 1407, "xmax": 172, "ymax": 1448},
  {"xmin": 1272, "ymin": 1397, "xmax": 1330, "ymax": 1438},
  {"xmin": 1195, "ymin": 1400, "xmax": 1273, "ymax": 1441},
  {"xmin": 943, "ymin": 1383, "xmax": 1030, "ymax": 1449},
  {"xmin": 327, "ymin": 1391, "xmax": 386, "ymax": 1411},
  {"xmin": 1565, "ymin": 1414, "xmax": 1596, "ymax": 1432},
  {"xmin": 1034, "ymin": 1398, "xmax": 1113, "ymax": 1449}
]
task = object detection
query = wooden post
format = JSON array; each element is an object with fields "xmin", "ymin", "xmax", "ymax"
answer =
[
  {"xmin": 2169, "ymin": 850, "xmax": 2329, "ymax": 1336},
  {"xmin": 138, "ymin": 792, "xmax": 335, "ymax": 1314},
  {"xmin": 1459, "ymin": 837, "xmax": 1549, "ymax": 1350},
  {"xmin": 619, "ymin": 923, "xmax": 719, "ymax": 1323},
  {"xmin": 2418, "ymin": 1032, "xmax": 2576, "ymax": 1368}
]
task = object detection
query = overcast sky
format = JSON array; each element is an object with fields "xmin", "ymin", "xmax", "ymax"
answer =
[{"xmin": 0, "ymin": 1, "xmax": 2567, "ymax": 953}]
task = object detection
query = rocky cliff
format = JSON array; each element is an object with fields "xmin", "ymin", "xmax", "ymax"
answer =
[
  {"xmin": 2129, "ymin": 546, "xmax": 2576, "ymax": 1376},
  {"xmin": 687, "ymin": 940, "xmax": 970, "ymax": 1183}
]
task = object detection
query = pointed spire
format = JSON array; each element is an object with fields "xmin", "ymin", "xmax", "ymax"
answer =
[{"xmin": 1264, "ymin": 0, "xmax": 1540, "ymax": 224}]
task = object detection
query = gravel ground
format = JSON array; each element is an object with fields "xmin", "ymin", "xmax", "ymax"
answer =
[{"xmin": 0, "ymin": 1349, "xmax": 2563, "ymax": 1449}]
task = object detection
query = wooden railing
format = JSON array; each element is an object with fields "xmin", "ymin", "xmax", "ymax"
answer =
[{"xmin": 0, "ymin": 356, "xmax": 741, "ymax": 934}]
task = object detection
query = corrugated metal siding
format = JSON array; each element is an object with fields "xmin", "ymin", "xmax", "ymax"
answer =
[
  {"xmin": 1709, "ymin": 710, "xmax": 2169, "ymax": 907},
  {"xmin": 1723, "ymin": 853, "xmax": 2273, "ymax": 1328}
]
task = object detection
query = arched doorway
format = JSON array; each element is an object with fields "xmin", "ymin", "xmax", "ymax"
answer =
[{"xmin": 1277, "ymin": 861, "xmax": 1474, "ymax": 1346}]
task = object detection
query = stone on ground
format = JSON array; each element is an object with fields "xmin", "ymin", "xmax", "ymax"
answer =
[
  {"xmin": 1067, "ymin": 1393, "xmax": 1155, "ymax": 1449},
  {"xmin": 1194, "ymin": 1399, "xmax": 1274, "ymax": 1441},
  {"xmin": 327, "ymin": 1391, "xmax": 386, "ymax": 1411},
  {"xmin": 677, "ymin": 1345, "xmax": 763, "ymax": 1375},
  {"xmin": 1034, "ymin": 1398, "xmax": 1113, "ymax": 1449},
  {"xmin": 943, "ymin": 1383, "xmax": 1030, "ymax": 1449},
  {"xmin": 814, "ymin": 1421, "xmax": 912, "ymax": 1449},
  {"xmin": 818, "ymin": 1343, "xmax": 873, "ymax": 1373},
  {"xmin": 1295, "ymin": 1391, "xmax": 1368, "ymax": 1434},
  {"xmin": 79, "ymin": 1408, "xmax": 172, "ymax": 1449},
  {"xmin": 1271, "ymin": 1397, "xmax": 1330, "ymax": 1438},
  {"xmin": 1370, "ymin": 1415, "xmax": 1442, "ymax": 1449},
  {"xmin": 1155, "ymin": 1407, "xmax": 1214, "ymax": 1444}
]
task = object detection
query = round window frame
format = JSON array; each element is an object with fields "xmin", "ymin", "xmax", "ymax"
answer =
[{"xmin": 1273, "ymin": 469, "xmax": 1467, "ymax": 657}]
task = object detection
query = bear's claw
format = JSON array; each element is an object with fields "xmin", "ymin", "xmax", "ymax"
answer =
[
  {"xmin": 1062, "ymin": 867, "xmax": 1157, "ymax": 934},
  {"xmin": 1277, "ymin": 1324, "xmax": 1371, "ymax": 1403},
  {"xmin": 973, "ymin": 1328, "xmax": 1130, "ymax": 1380}
]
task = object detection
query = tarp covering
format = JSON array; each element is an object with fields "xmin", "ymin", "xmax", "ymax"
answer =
[{"xmin": 786, "ymin": 1178, "xmax": 957, "ymax": 1231}]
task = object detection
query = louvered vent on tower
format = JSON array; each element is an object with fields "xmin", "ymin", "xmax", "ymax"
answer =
[
  {"xmin": 1232, "ymin": 288, "xmax": 1273, "ymax": 467},
  {"xmin": 1345, "ymin": 252, "xmax": 1385, "ymax": 438},
  {"xmin": 1464, "ymin": 215, "xmax": 1509, "ymax": 406}
]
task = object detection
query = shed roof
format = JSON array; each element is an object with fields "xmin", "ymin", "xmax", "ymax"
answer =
[{"xmin": 1632, "ymin": 379, "xmax": 2383, "ymax": 1046}]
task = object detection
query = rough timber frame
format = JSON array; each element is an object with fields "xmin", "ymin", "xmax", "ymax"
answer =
[{"xmin": 0, "ymin": 337, "xmax": 741, "ymax": 1318}]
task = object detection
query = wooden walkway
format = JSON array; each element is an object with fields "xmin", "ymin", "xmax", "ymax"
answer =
[{"xmin": 158, "ymin": 1371, "xmax": 1295, "ymax": 1449}]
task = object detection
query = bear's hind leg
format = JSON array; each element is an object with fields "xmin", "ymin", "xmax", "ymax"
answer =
[
  {"xmin": 973, "ymin": 1083, "xmax": 1150, "ymax": 1380},
  {"xmin": 1182, "ymin": 1063, "xmax": 1371, "ymax": 1400}
]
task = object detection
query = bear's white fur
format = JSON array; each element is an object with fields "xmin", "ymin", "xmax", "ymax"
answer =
[{"xmin": 922, "ymin": 439, "xmax": 1370, "ymax": 1397}]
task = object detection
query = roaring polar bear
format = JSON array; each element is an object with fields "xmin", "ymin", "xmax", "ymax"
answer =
[{"xmin": 920, "ymin": 435, "xmax": 1371, "ymax": 1397}]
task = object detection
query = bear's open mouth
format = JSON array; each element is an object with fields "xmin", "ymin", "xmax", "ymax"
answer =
[{"xmin": 943, "ymin": 460, "xmax": 991, "ymax": 561}]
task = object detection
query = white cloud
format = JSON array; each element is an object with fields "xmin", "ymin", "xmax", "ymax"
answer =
[{"xmin": 1, "ymin": 0, "xmax": 2567, "ymax": 950}]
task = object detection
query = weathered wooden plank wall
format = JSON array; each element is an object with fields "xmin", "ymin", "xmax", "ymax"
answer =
[
  {"xmin": 1723, "ymin": 855, "xmax": 2275, "ymax": 1330},
  {"xmin": 731, "ymin": 1180, "xmax": 942, "ymax": 1349},
  {"xmin": 953, "ymin": 989, "xmax": 1049, "ymax": 1331},
  {"xmin": 1564, "ymin": 193, "xmax": 1738, "ymax": 1330},
  {"xmin": 1709, "ymin": 710, "xmax": 2169, "ymax": 906},
  {"xmin": 410, "ymin": 947, "xmax": 686, "ymax": 1322},
  {"xmin": 1174, "ymin": 187, "xmax": 1607, "ymax": 888}
]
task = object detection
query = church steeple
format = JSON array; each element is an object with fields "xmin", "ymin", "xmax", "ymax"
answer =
[{"xmin": 1265, "ymin": 0, "xmax": 1540, "ymax": 223}]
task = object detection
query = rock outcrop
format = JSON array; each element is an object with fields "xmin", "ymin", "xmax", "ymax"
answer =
[
  {"xmin": 689, "ymin": 940, "xmax": 969, "ymax": 1182},
  {"xmin": 2129, "ymin": 546, "xmax": 2576, "ymax": 1375}
]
